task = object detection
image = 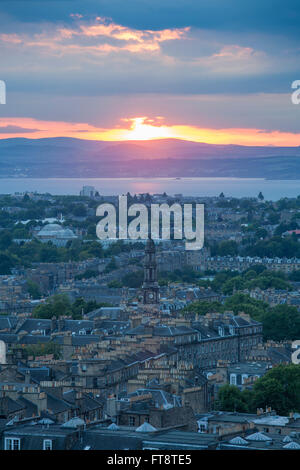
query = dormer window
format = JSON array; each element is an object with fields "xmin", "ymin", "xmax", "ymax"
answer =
[
  {"xmin": 229, "ymin": 325, "xmax": 235, "ymax": 335},
  {"xmin": 5, "ymin": 438, "xmax": 20, "ymax": 450},
  {"xmin": 43, "ymin": 439, "xmax": 52, "ymax": 450}
]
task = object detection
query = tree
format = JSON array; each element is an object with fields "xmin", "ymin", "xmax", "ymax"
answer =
[
  {"xmin": 108, "ymin": 279, "xmax": 123, "ymax": 288},
  {"xmin": 75, "ymin": 269, "xmax": 99, "ymax": 280},
  {"xmin": 27, "ymin": 280, "xmax": 42, "ymax": 299},
  {"xmin": 258, "ymin": 191, "xmax": 264, "ymax": 201},
  {"xmin": 22, "ymin": 193, "xmax": 30, "ymax": 203},
  {"xmin": 224, "ymin": 293, "xmax": 268, "ymax": 319},
  {"xmin": 0, "ymin": 253, "xmax": 12, "ymax": 274},
  {"xmin": 121, "ymin": 271, "xmax": 144, "ymax": 288},
  {"xmin": 32, "ymin": 294, "xmax": 72, "ymax": 319},
  {"xmin": 0, "ymin": 231, "xmax": 13, "ymax": 250},
  {"xmin": 255, "ymin": 228, "xmax": 268, "ymax": 240},
  {"xmin": 215, "ymin": 240, "xmax": 238, "ymax": 256},
  {"xmin": 71, "ymin": 298, "xmax": 102, "ymax": 318},
  {"xmin": 222, "ymin": 276, "xmax": 244, "ymax": 295},
  {"xmin": 24, "ymin": 342, "xmax": 61, "ymax": 360},
  {"xmin": 259, "ymin": 305, "xmax": 300, "ymax": 341},
  {"xmin": 216, "ymin": 365, "xmax": 300, "ymax": 415},
  {"xmin": 289, "ymin": 271, "xmax": 300, "ymax": 282},
  {"xmin": 215, "ymin": 385, "xmax": 249, "ymax": 412},
  {"xmin": 72, "ymin": 204, "xmax": 87, "ymax": 217},
  {"xmin": 219, "ymin": 192, "xmax": 225, "ymax": 198},
  {"xmin": 252, "ymin": 365, "xmax": 300, "ymax": 415}
]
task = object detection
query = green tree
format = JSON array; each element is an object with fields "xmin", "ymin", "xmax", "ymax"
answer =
[
  {"xmin": 222, "ymin": 276, "xmax": 244, "ymax": 295},
  {"xmin": 108, "ymin": 280, "xmax": 123, "ymax": 288},
  {"xmin": 252, "ymin": 365, "xmax": 300, "ymax": 415},
  {"xmin": 121, "ymin": 270, "xmax": 144, "ymax": 288},
  {"xmin": 32, "ymin": 294, "xmax": 72, "ymax": 319},
  {"xmin": 24, "ymin": 342, "xmax": 61, "ymax": 360},
  {"xmin": 0, "ymin": 252, "xmax": 16, "ymax": 274},
  {"xmin": 259, "ymin": 304, "xmax": 300, "ymax": 341},
  {"xmin": 0, "ymin": 231, "xmax": 13, "ymax": 250},
  {"xmin": 216, "ymin": 240, "xmax": 238, "ymax": 256},
  {"xmin": 215, "ymin": 385, "xmax": 249, "ymax": 412},
  {"xmin": 27, "ymin": 280, "xmax": 42, "ymax": 299},
  {"xmin": 258, "ymin": 191, "xmax": 264, "ymax": 201},
  {"xmin": 72, "ymin": 204, "xmax": 87, "ymax": 217}
]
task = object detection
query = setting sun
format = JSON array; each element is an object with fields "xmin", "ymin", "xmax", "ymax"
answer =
[
  {"xmin": 123, "ymin": 117, "xmax": 175, "ymax": 140},
  {"xmin": 1, "ymin": 116, "xmax": 300, "ymax": 147}
]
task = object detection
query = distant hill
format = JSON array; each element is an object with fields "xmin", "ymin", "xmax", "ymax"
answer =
[{"xmin": 0, "ymin": 137, "xmax": 300, "ymax": 178}]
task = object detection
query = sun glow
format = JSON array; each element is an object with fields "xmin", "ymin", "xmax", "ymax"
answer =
[
  {"xmin": 0, "ymin": 116, "xmax": 300, "ymax": 147},
  {"xmin": 123, "ymin": 117, "xmax": 175, "ymax": 140}
]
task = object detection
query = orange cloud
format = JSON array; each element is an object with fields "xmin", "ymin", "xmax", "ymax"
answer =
[
  {"xmin": 0, "ymin": 17, "xmax": 190, "ymax": 56},
  {"xmin": 0, "ymin": 116, "xmax": 300, "ymax": 147}
]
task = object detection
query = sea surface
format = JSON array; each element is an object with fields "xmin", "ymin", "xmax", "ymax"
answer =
[{"xmin": 0, "ymin": 178, "xmax": 300, "ymax": 201}]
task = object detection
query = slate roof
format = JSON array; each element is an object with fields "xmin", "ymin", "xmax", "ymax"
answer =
[
  {"xmin": 0, "ymin": 316, "xmax": 18, "ymax": 331},
  {"xmin": 15, "ymin": 318, "xmax": 97, "ymax": 335},
  {"xmin": 0, "ymin": 396, "xmax": 25, "ymax": 415},
  {"xmin": 125, "ymin": 325, "xmax": 198, "ymax": 337},
  {"xmin": 15, "ymin": 319, "xmax": 51, "ymax": 334},
  {"xmin": 142, "ymin": 430, "xmax": 218, "ymax": 450},
  {"xmin": 72, "ymin": 428, "xmax": 143, "ymax": 450},
  {"xmin": 45, "ymin": 391, "xmax": 74, "ymax": 414},
  {"xmin": 3, "ymin": 423, "xmax": 78, "ymax": 450},
  {"xmin": 18, "ymin": 365, "xmax": 51, "ymax": 383},
  {"xmin": 16, "ymin": 396, "xmax": 38, "ymax": 418},
  {"xmin": 63, "ymin": 390, "xmax": 104, "ymax": 412}
]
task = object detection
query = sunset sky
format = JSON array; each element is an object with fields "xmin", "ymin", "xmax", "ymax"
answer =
[{"xmin": 0, "ymin": 1, "xmax": 300, "ymax": 146}]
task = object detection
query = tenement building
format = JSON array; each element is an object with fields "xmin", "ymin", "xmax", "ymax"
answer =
[{"xmin": 125, "ymin": 313, "xmax": 263, "ymax": 371}]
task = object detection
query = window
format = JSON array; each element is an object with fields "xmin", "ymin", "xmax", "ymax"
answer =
[
  {"xmin": 230, "ymin": 374, "xmax": 237, "ymax": 385},
  {"xmin": 43, "ymin": 440, "xmax": 52, "ymax": 450},
  {"xmin": 5, "ymin": 438, "xmax": 20, "ymax": 450},
  {"xmin": 242, "ymin": 374, "xmax": 249, "ymax": 384},
  {"xmin": 129, "ymin": 416, "xmax": 136, "ymax": 426},
  {"xmin": 93, "ymin": 377, "xmax": 98, "ymax": 388}
]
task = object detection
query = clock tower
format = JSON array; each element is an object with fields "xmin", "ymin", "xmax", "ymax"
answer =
[{"xmin": 142, "ymin": 237, "xmax": 159, "ymax": 305}]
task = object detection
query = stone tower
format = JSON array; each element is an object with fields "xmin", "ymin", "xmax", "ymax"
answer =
[{"xmin": 142, "ymin": 237, "xmax": 159, "ymax": 305}]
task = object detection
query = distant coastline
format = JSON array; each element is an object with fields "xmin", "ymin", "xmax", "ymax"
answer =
[{"xmin": 1, "ymin": 177, "xmax": 299, "ymax": 200}]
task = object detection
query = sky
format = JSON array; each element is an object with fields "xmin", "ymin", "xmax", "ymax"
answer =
[{"xmin": 0, "ymin": 0, "xmax": 300, "ymax": 145}]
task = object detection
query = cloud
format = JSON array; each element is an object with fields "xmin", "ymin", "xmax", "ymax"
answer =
[
  {"xmin": 0, "ymin": 115, "xmax": 299, "ymax": 147},
  {"xmin": 1, "ymin": 1, "xmax": 300, "ymax": 40},
  {"xmin": 0, "ymin": 2, "xmax": 298, "ymax": 138},
  {"xmin": 0, "ymin": 125, "xmax": 40, "ymax": 134},
  {"xmin": 0, "ymin": 15, "xmax": 292, "ymax": 98},
  {"xmin": 0, "ymin": 17, "xmax": 190, "ymax": 55}
]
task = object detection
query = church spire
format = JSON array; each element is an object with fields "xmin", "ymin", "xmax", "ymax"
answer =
[{"xmin": 142, "ymin": 237, "xmax": 159, "ymax": 304}]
